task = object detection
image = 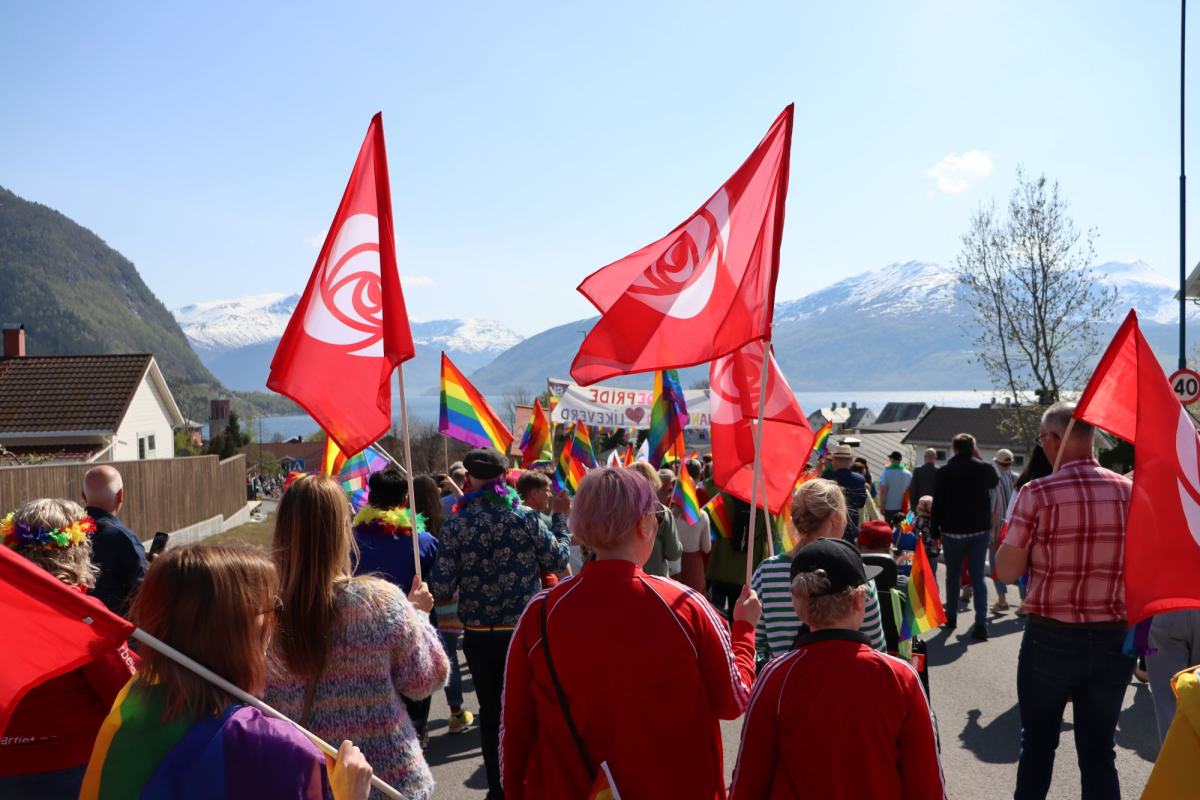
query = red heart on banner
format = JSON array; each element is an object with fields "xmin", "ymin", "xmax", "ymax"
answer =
[{"xmin": 625, "ymin": 407, "xmax": 646, "ymax": 424}]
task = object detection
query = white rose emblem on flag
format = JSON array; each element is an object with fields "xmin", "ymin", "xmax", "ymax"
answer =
[
  {"xmin": 627, "ymin": 189, "xmax": 730, "ymax": 319},
  {"xmin": 303, "ymin": 213, "xmax": 385, "ymax": 356},
  {"xmin": 1174, "ymin": 404, "xmax": 1200, "ymax": 548}
]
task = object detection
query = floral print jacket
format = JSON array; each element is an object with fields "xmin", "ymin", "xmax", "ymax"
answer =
[{"xmin": 430, "ymin": 496, "xmax": 569, "ymax": 628}]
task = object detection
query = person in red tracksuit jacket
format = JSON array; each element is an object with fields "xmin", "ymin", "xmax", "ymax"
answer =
[
  {"xmin": 730, "ymin": 538, "xmax": 945, "ymax": 800},
  {"xmin": 502, "ymin": 467, "xmax": 761, "ymax": 799}
]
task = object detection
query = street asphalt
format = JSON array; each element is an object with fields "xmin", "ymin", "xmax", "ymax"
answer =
[{"xmin": 422, "ymin": 604, "xmax": 1159, "ymax": 799}]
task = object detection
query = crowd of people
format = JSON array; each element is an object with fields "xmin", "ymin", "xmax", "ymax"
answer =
[{"xmin": 1, "ymin": 400, "xmax": 1198, "ymax": 798}]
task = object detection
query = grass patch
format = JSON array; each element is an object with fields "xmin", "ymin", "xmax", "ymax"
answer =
[{"xmin": 207, "ymin": 513, "xmax": 275, "ymax": 552}]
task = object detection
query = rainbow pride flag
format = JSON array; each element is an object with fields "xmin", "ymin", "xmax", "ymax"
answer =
[
  {"xmin": 585, "ymin": 761, "xmax": 623, "ymax": 800},
  {"xmin": 518, "ymin": 399, "xmax": 553, "ymax": 468},
  {"xmin": 81, "ymin": 679, "xmax": 326, "ymax": 799},
  {"xmin": 621, "ymin": 443, "xmax": 635, "ymax": 466},
  {"xmin": 810, "ymin": 420, "xmax": 833, "ymax": 457},
  {"xmin": 648, "ymin": 369, "xmax": 688, "ymax": 468},
  {"xmin": 337, "ymin": 446, "xmax": 391, "ymax": 511},
  {"xmin": 899, "ymin": 511, "xmax": 915, "ymax": 534},
  {"xmin": 321, "ymin": 434, "xmax": 347, "ymax": 476},
  {"xmin": 555, "ymin": 423, "xmax": 597, "ymax": 494},
  {"xmin": 440, "ymin": 353, "xmax": 514, "ymax": 452},
  {"xmin": 704, "ymin": 493, "xmax": 734, "ymax": 539},
  {"xmin": 900, "ymin": 538, "xmax": 947, "ymax": 639},
  {"xmin": 673, "ymin": 464, "xmax": 702, "ymax": 525}
]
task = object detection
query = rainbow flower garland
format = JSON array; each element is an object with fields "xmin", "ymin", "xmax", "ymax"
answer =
[
  {"xmin": 351, "ymin": 506, "xmax": 426, "ymax": 538},
  {"xmin": 452, "ymin": 480, "xmax": 520, "ymax": 514},
  {"xmin": 0, "ymin": 511, "xmax": 96, "ymax": 550}
]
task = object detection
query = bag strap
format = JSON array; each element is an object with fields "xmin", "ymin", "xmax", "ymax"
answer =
[{"xmin": 540, "ymin": 598, "xmax": 596, "ymax": 782}]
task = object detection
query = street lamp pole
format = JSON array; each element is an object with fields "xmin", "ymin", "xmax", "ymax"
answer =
[{"xmin": 1182, "ymin": 0, "xmax": 1188, "ymax": 370}]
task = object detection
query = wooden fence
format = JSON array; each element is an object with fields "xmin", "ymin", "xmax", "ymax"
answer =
[{"xmin": 0, "ymin": 455, "xmax": 248, "ymax": 537}]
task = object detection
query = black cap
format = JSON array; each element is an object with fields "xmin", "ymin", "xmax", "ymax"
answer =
[
  {"xmin": 789, "ymin": 538, "xmax": 883, "ymax": 595},
  {"xmin": 889, "ymin": 451, "xmax": 903, "ymax": 461},
  {"xmin": 463, "ymin": 447, "xmax": 510, "ymax": 480}
]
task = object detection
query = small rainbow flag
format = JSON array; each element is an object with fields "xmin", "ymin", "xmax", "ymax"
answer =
[
  {"xmin": 899, "ymin": 511, "xmax": 915, "ymax": 534},
  {"xmin": 518, "ymin": 399, "xmax": 553, "ymax": 468},
  {"xmin": 439, "ymin": 353, "xmax": 514, "ymax": 452},
  {"xmin": 621, "ymin": 443, "xmax": 635, "ymax": 466},
  {"xmin": 585, "ymin": 761, "xmax": 623, "ymax": 800},
  {"xmin": 673, "ymin": 464, "xmax": 702, "ymax": 525},
  {"xmin": 337, "ymin": 446, "xmax": 391, "ymax": 511},
  {"xmin": 648, "ymin": 369, "xmax": 688, "ymax": 468},
  {"xmin": 900, "ymin": 537, "xmax": 947, "ymax": 639},
  {"xmin": 555, "ymin": 423, "xmax": 597, "ymax": 494},
  {"xmin": 810, "ymin": 420, "xmax": 833, "ymax": 456},
  {"xmin": 704, "ymin": 492, "xmax": 734, "ymax": 539},
  {"xmin": 321, "ymin": 434, "xmax": 347, "ymax": 476}
]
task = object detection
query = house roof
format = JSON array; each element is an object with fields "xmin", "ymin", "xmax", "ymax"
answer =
[
  {"xmin": 239, "ymin": 440, "xmax": 326, "ymax": 469},
  {"xmin": 0, "ymin": 442, "xmax": 107, "ymax": 465},
  {"xmin": 843, "ymin": 407, "xmax": 876, "ymax": 429},
  {"xmin": 834, "ymin": 431, "xmax": 913, "ymax": 472},
  {"xmin": 875, "ymin": 402, "xmax": 930, "ymax": 425},
  {"xmin": 901, "ymin": 405, "xmax": 1038, "ymax": 451},
  {"xmin": 0, "ymin": 354, "xmax": 184, "ymax": 435}
]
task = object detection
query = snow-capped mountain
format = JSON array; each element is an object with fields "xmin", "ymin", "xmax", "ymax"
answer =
[
  {"xmin": 172, "ymin": 295, "xmax": 523, "ymax": 393},
  {"xmin": 470, "ymin": 258, "xmax": 1188, "ymax": 393}
]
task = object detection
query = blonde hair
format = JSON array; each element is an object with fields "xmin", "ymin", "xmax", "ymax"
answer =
[
  {"xmin": 625, "ymin": 461, "xmax": 662, "ymax": 490},
  {"xmin": 790, "ymin": 479, "xmax": 847, "ymax": 539},
  {"xmin": 272, "ymin": 474, "xmax": 359, "ymax": 677},
  {"xmin": 13, "ymin": 499, "xmax": 98, "ymax": 587},
  {"xmin": 790, "ymin": 570, "xmax": 869, "ymax": 628}
]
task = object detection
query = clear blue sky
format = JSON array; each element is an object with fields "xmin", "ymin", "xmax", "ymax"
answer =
[{"xmin": 2, "ymin": 1, "xmax": 1195, "ymax": 335}]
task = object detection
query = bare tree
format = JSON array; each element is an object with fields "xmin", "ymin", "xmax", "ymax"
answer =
[
  {"xmin": 502, "ymin": 387, "xmax": 534, "ymax": 432},
  {"xmin": 956, "ymin": 167, "xmax": 1116, "ymax": 407}
]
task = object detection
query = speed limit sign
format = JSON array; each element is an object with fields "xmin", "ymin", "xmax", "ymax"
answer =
[{"xmin": 1170, "ymin": 368, "xmax": 1200, "ymax": 405}]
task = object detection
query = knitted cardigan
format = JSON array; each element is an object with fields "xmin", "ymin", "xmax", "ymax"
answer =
[{"xmin": 265, "ymin": 577, "xmax": 449, "ymax": 799}]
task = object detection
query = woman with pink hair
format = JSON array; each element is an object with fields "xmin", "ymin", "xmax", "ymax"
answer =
[{"xmin": 501, "ymin": 467, "xmax": 760, "ymax": 799}]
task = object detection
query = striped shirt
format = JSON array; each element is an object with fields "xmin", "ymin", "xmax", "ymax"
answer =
[{"xmin": 751, "ymin": 553, "xmax": 886, "ymax": 661}]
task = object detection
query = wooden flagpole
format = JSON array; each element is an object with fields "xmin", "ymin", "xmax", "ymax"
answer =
[
  {"xmin": 397, "ymin": 364, "xmax": 423, "ymax": 582},
  {"xmin": 744, "ymin": 338, "xmax": 773, "ymax": 588},
  {"xmin": 130, "ymin": 628, "xmax": 403, "ymax": 799},
  {"xmin": 1051, "ymin": 417, "xmax": 1076, "ymax": 473}
]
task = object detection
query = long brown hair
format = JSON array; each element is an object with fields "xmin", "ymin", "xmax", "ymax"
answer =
[
  {"xmin": 272, "ymin": 474, "xmax": 357, "ymax": 677},
  {"xmin": 131, "ymin": 543, "xmax": 277, "ymax": 720}
]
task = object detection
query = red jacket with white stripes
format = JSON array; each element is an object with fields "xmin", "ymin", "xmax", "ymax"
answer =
[
  {"xmin": 501, "ymin": 558, "xmax": 756, "ymax": 799},
  {"xmin": 729, "ymin": 629, "xmax": 945, "ymax": 800}
]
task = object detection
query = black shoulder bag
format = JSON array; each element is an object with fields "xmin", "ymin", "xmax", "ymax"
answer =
[{"xmin": 539, "ymin": 599, "xmax": 596, "ymax": 783}]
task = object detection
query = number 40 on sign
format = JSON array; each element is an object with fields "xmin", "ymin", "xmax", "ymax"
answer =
[{"xmin": 1170, "ymin": 368, "xmax": 1200, "ymax": 405}]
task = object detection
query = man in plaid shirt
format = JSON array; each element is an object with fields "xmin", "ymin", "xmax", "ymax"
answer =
[{"xmin": 996, "ymin": 402, "xmax": 1133, "ymax": 800}]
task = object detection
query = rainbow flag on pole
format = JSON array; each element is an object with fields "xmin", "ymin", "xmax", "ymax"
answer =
[
  {"xmin": 673, "ymin": 464, "xmax": 702, "ymax": 525},
  {"xmin": 585, "ymin": 761, "xmax": 623, "ymax": 800},
  {"xmin": 321, "ymin": 434, "xmax": 347, "ymax": 476},
  {"xmin": 555, "ymin": 423, "xmax": 597, "ymax": 494},
  {"xmin": 810, "ymin": 420, "xmax": 833, "ymax": 457},
  {"xmin": 900, "ymin": 538, "xmax": 947, "ymax": 639},
  {"xmin": 704, "ymin": 493, "xmax": 734, "ymax": 540},
  {"xmin": 648, "ymin": 369, "xmax": 688, "ymax": 468},
  {"xmin": 439, "ymin": 353, "xmax": 514, "ymax": 452},
  {"xmin": 337, "ymin": 446, "xmax": 391, "ymax": 511},
  {"xmin": 518, "ymin": 399, "xmax": 553, "ymax": 468}
]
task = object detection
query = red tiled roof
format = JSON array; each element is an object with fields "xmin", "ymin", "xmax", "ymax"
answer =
[
  {"xmin": 0, "ymin": 354, "xmax": 153, "ymax": 434},
  {"xmin": 0, "ymin": 442, "xmax": 105, "ymax": 464}
]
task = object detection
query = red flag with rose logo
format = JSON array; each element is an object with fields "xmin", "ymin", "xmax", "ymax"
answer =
[
  {"xmin": 708, "ymin": 340, "xmax": 812, "ymax": 515},
  {"xmin": 268, "ymin": 113, "xmax": 415, "ymax": 455},
  {"xmin": 569, "ymin": 105, "xmax": 794, "ymax": 386},
  {"xmin": 1074, "ymin": 309, "xmax": 1200, "ymax": 622}
]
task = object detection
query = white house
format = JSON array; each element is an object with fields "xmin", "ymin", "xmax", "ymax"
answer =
[{"xmin": 0, "ymin": 328, "xmax": 186, "ymax": 464}]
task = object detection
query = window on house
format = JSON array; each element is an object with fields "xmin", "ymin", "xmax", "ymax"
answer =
[
  {"xmin": 1014, "ymin": 455, "xmax": 1026, "ymax": 467},
  {"xmin": 147, "ymin": 434, "xmax": 156, "ymax": 454},
  {"xmin": 935, "ymin": 450, "xmax": 946, "ymax": 461},
  {"xmin": 137, "ymin": 436, "xmax": 147, "ymax": 460}
]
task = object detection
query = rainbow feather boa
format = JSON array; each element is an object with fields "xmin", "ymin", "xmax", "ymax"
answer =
[
  {"xmin": 351, "ymin": 506, "xmax": 426, "ymax": 538},
  {"xmin": 1, "ymin": 511, "xmax": 96, "ymax": 550}
]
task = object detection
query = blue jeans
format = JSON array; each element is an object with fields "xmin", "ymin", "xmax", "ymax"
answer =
[
  {"xmin": 1015, "ymin": 621, "xmax": 1134, "ymax": 800},
  {"xmin": 942, "ymin": 531, "xmax": 988, "ymax": 626},
  {"xmin": 440, "ymin": 629, "xmax": 464, "ymax": 710}
]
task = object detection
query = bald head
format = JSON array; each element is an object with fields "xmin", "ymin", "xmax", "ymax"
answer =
[
  {"xmin": 923, "ymin": 448, "xmax": 937, "ymax": 464},
  {"xmin": 83, "ymin": 466, "xmax": 124, "ymax": 513}
]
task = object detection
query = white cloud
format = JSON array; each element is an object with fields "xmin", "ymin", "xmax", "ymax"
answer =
[
  {"xmin": 402, "ymin": 274, "xmax": 435, "ymax": 288},
  {"xmin": 927, "ymin": 150, "xmax": 994, "ymax": 195},
  {"xmin": 303, "ymin": 231, "xmax": 327, "ymax": 248}
]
